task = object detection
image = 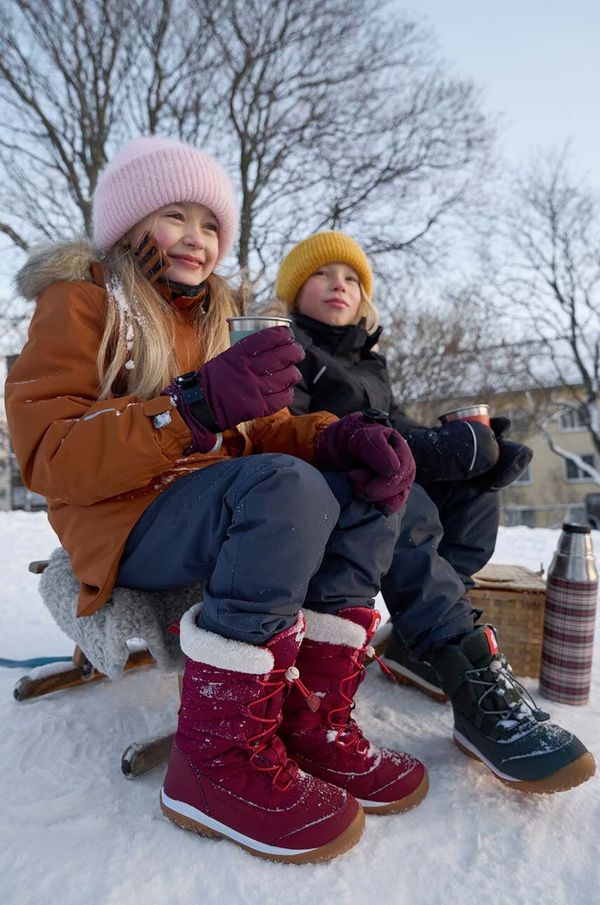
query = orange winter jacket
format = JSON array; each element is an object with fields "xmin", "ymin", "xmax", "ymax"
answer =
[{"xmin": 5, "ymin": 243, "xmax": 336, "ymax": 616}]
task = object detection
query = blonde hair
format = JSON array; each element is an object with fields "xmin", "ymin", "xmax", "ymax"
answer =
[
  {"xmin": 97, "ymin": 232, "xmax": 241, "ymax": 400},
  {"xmin": 267, "ymin": 281, "xmax": 380, "ymax": 334}
]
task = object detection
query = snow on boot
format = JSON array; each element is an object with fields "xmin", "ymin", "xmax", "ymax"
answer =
[
  {"xmin": 431, "ymin": 624, "xmax": 596, "ymax": 793},
  {"xmin": 160, "ymin": 606, "xmax": 364, "ymax": 863},
  {"xmin": 280, "ymin": 607, "xmax": 429, "ymax": 814}
]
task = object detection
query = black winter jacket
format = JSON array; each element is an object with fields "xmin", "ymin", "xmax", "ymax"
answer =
[
  {"xmin": 289, "ymin": 313, "xmax": 502, "ymax": 486},
  {"xmin": 289, "ymin": 313, "xmax": 421, "ymax": 433}
]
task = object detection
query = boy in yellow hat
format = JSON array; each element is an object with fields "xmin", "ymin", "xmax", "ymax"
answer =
[{"xmin": 271, "ymin": 231, "xmax": 595, "ymax": 795}]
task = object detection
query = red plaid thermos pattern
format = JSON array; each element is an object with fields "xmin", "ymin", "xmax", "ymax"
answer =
[{"xmin": 539, "ymin": 523, "xmax": 597, "ymax": 705}]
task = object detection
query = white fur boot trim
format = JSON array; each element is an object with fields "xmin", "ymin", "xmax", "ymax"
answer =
[
  {"xmin": 179, "ymin": 604, "xmax": 275, "ymax": 674},
  {"xmin": 301, "ymin": 608, "xmax": 366, "ymax": 650}
]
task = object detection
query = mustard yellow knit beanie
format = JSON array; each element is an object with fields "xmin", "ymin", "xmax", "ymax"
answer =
[{"xmin": 275, "ymin": 231, "xmax": 373, "ymax": 307}]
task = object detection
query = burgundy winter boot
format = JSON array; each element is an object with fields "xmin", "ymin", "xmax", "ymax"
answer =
[
  {"xmin": 280, "ymin": 607, "xmax": 429, "ymax": 814},
  {"xmin": 160, "ymin": 605, "xmax": 364, "ymax": 863}
]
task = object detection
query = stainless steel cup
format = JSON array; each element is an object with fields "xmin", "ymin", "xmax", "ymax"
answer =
[
  {"xmin": 439, "ymin": 404, "xmax": 490, "ymax": 427},
  {"xmin": 227, "ymin": 315, "xmax": 293, "ymax": 345}
]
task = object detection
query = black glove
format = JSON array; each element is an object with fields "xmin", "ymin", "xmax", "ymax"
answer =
[
  {"xmin": 404, "ymin": 420, "xmax": 500, "ymax": 484},
  {"xmin": 490, "ymin": 416, "xmax": 511, "ymax": 439},
  {"xmin": 471, "ymin": 439, "xmax": 533, "ymax": 491}
]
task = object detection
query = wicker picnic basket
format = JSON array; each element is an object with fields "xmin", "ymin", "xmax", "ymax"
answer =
[{"xmin": 467, "ymin": 564, "xmax": 546, "ymax": 677}]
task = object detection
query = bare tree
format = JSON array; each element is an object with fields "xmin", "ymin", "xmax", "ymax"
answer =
[
  {"xmin": 0, "ymin": 0, "xmax": 216, "ymax": 249},
  {"xmin": 379, "ymin": 281, "xmax": 533, "ymax": 425},
  {"xmin": 0, "ymin": 295, "xmax": 31, "ymax": 356},
  {"xmin": 497, "ymin": 149, "xmax": 600, "ymax": 482},
  {"xmin": 0, "ymin": 0, "xmax": 494, "ymax": 318},
  {"xmin": 192, "ymin": 0, "xmax": 494, "ymax": 286}
]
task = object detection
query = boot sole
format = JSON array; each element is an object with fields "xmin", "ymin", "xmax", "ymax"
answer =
[
  {"xmin": 159, "ymin": 788, "xmax": 365, "ymax": 863},
  {"xmin": 454, "ymin": 731, "xmax": 597, "ymax": 794},
  {"xmin": 360, "ymin": 769, "xmax": 429, "ymax": 814},
  {"xmin": 383, "ymin": 662, "xmax": 448, "ymax": 703}
]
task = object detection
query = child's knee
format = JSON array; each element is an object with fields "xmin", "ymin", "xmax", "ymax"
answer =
[{"xmin": 260, "ymin": 454, "xmax": 341, "ymax": 523}]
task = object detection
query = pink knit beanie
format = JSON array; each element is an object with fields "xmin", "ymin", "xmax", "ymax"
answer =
[{"xmin": 92, "ymin": 136, "xmax": 238, "ymax": 261}]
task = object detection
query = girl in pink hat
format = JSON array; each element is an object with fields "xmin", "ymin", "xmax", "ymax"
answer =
[{"xmin": 5, "ymin": 138, "xmax": 425, "ymax": 862}]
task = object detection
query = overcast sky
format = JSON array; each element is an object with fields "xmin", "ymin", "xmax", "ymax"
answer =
[{"xmin": 404, "ymin": 0, "xmax": 599, "ymax": 182}]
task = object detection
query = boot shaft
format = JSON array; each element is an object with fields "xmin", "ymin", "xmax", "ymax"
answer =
[
  {"xmin": 176, "ymin": 605, "xmax": 305, "ymax": 768},
  {"xmin": 280, "ymin": 606, "xmax": 429, "ymax": 812},
  {"xmin": 283, "ymin": 607, "xmax": 378, "ymax": 732}
]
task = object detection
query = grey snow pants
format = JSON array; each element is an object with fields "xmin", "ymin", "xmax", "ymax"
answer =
[{"xmin": 380, "ymin": 481, "xmax": 500, "ymax": 659}]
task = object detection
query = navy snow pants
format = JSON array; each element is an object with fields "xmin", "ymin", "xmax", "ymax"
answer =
[
  {"xmin": 117, "ymin": 454, "xmax": 401, "ymax": 645},
  {"xmin": 380, "ymin": 481, "xmax": 500, "ymax": 659}
]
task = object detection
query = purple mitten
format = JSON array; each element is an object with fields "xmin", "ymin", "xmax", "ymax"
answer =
[
  {"xmin": 316, "ymin": 413, "xmax": 416, "ymax": 511},
  {"xmin": 198, "ymin": 326, "xmax": 304, "ymax": 429},
  {"xmin": 346, "ymin": 467, "xmax": 412, "ymax": 513}
]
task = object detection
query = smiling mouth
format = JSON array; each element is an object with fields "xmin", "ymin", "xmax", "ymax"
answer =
[{"xmin": 171, "ymin": 255, "xmax": 203, "ymax": 266}]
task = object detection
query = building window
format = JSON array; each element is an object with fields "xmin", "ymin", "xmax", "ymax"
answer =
[
  {"xmin": 564, "ymin": 454, "xmax": 596, "ymax": 483},
  {"xmin": 502, "ymin": 507, "xmax": 537, "ymax": 528},
  {"xmin": 566, "ymin": 504, "xmax": 587, "ymax": 524},
  {"xmin": 559, "ymin": 408, "xmax": 587, "ymax": 432}
]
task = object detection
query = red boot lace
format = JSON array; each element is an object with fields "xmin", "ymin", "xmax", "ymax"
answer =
[
  {"xmin": 365, "ymin": 644, "xmax": 397, "ymax": 681},
  {"xmin": 327, "ymin": 650, "xmax": 373, "ymax": 754},
  {"xmin": 246, "ymin": 668, "xmax": 305, "ymax": 791}
]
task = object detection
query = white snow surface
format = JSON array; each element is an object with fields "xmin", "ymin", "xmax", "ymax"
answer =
[{"xmin": 1, "ymin": 512, "xmax": 599, "ymax": 905}]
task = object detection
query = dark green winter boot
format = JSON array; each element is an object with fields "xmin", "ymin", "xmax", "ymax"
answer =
[
  {"xmin": 381, "ymin": 629, "xmax": 448, "ymax": 703},
  {"xmin": 431, "ymin": 624, "xmax": 596, "ymax": 793}
]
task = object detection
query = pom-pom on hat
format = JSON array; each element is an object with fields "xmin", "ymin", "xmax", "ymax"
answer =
[
  {"xmin": 275, "ymin": 231, "xmax": 373, "ymax": 307},
  {"xmin": 92, "ymin": 136, "xmax": 237, "ymax": 261}
]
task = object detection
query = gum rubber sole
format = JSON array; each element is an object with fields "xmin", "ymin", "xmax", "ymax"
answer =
[
  {"xmin": 361, "ymin": 769, "xmax": 430, "ymax": 814},
  {"xmin": 454, "ymin": 734, "xmax": 597, "ymax": 794},
  {"xmin": 160, "ymin": 795, "xmax": 365, "ymax": 863}
]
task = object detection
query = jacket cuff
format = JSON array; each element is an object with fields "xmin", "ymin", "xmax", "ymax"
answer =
[
  {"xmin": 311, "ymin": 411, "xmax": 338, "ymax": 459},
  {"xmin": 148, "ymin": 399, "xmax": 195, "ymax": 460}
]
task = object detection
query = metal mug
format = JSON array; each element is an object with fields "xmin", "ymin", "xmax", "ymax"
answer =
[
  {"xmin": 226, "ymin": 315, "xmax": 293, "ymax": 345},
  {"xmin": 438, "ymin": 403, "xmax": 490, "ymax": 427}
]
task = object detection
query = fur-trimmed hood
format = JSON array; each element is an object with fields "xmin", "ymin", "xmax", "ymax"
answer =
[{"xmin": 16, "ymin": 240, "xmax": 99, "ymax": 300}]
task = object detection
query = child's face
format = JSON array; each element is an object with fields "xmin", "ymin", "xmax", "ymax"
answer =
[
  {"xmin": 150, "ymin": 202, "xmax": 220, "ymax": 285},
  {"xmin": 296, "ymin": 263, "xmax": 362, "ymax": 326}
]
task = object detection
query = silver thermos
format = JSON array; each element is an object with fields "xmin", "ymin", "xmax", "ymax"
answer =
[{"xmin": 539, "ymin": 523, "xmax": 598, "ymax": 705}]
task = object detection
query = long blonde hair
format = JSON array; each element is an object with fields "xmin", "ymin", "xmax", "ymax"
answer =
[{"xmin": 97, "ymin": 242, "xmax": 241, "ymax": 400}]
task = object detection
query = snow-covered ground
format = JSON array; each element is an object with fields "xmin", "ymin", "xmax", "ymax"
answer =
[{"xmin": 1, "ymin": 513, "xmax": 599, "ymax": 905}]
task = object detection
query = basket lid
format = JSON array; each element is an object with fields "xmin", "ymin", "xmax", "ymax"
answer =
[{"xmin": 472, "ymin": 563, "xmax": 546, "ymax": 591}]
